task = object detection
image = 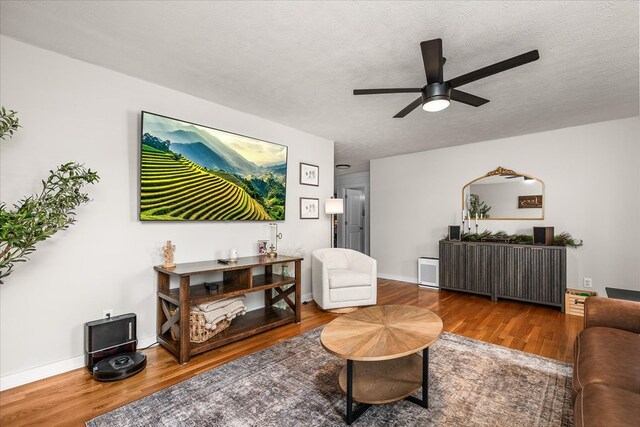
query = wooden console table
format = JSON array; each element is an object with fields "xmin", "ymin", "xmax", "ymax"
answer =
[
  {"xmin": 439, "ymin": 240, "xmax": 566, "ymax": 311},
  {"xmin": 154, "ymin": 255, "xmax": 303, "ymax": 364}
]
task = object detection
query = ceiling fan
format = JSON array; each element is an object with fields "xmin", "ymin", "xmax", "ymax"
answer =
[{"xmin": 353, "ymin": 39, "xmax": 539, "ymax": 117}]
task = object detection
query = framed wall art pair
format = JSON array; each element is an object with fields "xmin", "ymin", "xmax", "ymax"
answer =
[{"xmin": 299, "ymin": 162, "xmax": 319, "ymax": 219}]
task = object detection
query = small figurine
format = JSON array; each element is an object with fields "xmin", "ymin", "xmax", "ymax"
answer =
[
  {"xmin": 162, "ymin": 240, "xmax": 176, "ymax": 269},
  {"xmin": 267, "ymin": 243, "xmax": 277, "ymax": 258}
]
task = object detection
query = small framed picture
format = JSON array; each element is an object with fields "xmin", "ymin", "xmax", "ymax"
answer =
[
  {"xmin": 257, "ymin": 240, "xmax": 269, "ymax": 255},
  {"xmin": 300, "ymin": 197, "xmax": 320, "ymax": 219},
  {"xmin": 299, "ymin": 162, "xmax": 319, "ymax": 186},
  {"xmin": 518, "ymin": 195, "xmax": 543, "ymax": 209}
]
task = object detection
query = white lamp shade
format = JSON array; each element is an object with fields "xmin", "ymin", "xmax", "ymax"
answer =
[{"xmin": 325, "ymin": 198, "xmax": 344, "ymax": 214}]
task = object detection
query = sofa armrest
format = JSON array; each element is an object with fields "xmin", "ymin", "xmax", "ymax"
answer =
[{"xmin": 584, "ymin": 297, "xmax": 640, "ymax": 333}]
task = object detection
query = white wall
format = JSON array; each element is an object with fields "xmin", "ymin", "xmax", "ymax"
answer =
[
  {"xmin": 0, "ymin": 37, "xmax": 334, "ymax": 388},
  {"xmin": 371, "ymin": 117, "xmax": 640, "ymax": 295}
]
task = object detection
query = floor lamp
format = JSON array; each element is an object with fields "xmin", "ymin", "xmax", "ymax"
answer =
[{"xmin": 325, "ymin": 198, "xmax": 344, "ymax": 248}]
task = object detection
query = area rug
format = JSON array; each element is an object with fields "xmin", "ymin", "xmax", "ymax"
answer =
[{"xmin": 86, "ymin": 329, "xmax": 573, "ymax": 426}]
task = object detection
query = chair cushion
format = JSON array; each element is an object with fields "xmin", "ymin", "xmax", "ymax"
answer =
[
  {"xmin": 574, "ymin": 384, "xmax": 640, "ymax": 427},
  {"xmin": 329, "ymin": 286, "xmax": 372, "ymax": 303},
  {"xmin": 327, "ymin": 269, "xmax": 370, "ymax": 289},
  {"xmin": 572, "ymin": 327, "xmax": 640, "ymax": 399},
  {"xmin": 323, "ymin": 251, "xmax": 350, "ymax": 270}
]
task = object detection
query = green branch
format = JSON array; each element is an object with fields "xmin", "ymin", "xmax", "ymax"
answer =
[
  {"xmin": 0, "ymin": 163, "xmax": 100, "ymax": 283},
  {"xmin": 0, "ymin": 108, "xmax": 100, "ymax": 283},
  {"xmin": 453, "ymin": 229, "xmax": 583, "ymax": 247},
  {"xmin": 0, "ymin": 107, "xmax": 21, "ymax": 140}
]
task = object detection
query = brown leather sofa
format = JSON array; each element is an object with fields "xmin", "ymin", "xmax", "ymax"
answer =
[{"xmin": 572, "ymin": 297, "xmax": 640, "ymax": 427}]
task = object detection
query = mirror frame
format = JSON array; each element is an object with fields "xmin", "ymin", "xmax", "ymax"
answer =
[{"xmin": 462, "ymin": 166, "xmax": 545, "ymax": 220}]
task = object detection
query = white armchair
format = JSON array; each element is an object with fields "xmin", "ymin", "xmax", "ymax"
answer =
[{"xmin": 311, "ymin": 248, "xmax": 377, "ymax": 310}]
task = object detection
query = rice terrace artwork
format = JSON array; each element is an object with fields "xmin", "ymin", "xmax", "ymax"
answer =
[{"xmin": 140, "ymin": 112, "xmax": 287, "ymax": 221}]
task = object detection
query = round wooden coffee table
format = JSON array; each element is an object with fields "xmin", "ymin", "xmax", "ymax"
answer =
[{"xmin": 321, "ymin": 305, "xmax": 443, "ymax": 424}]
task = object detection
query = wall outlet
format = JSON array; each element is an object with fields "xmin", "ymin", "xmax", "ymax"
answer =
[
  {"xmin": 102, "ymin": 309, "xmax": 114, "ymax": 319},
  {"xmin": 583, "ymin": 278, "xmax": 593, "ymax": 288}
]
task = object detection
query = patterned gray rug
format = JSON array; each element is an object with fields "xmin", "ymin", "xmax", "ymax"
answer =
[{"xmin": 87, "ymin": 329, "xmax": 573, "ymax": 426}]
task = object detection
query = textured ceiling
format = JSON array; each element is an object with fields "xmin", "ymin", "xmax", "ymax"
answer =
[{"xmin": 1, "ymin": 1, "xmax": 638, "ymax": 174}]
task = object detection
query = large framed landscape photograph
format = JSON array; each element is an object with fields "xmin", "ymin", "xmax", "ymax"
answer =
[{"xmin": 140, "ymin": 112, "xmax": 288, "ymax": 221}]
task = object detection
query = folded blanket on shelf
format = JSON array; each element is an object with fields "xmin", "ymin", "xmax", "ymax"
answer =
[
  {"xmin": 227, "ymin": 305, "xmax": 247, "ymax": 319},
  {"xmin": 194, "ymin": 295, "xmax": 246, "ymax": 313},
  {"xmin": 203, "ymin": 314, "xmax": 226, "ymax": 328},
  {"xmin": 194, "ymin": 299, "xmax": 244, "ymax": 323},
  {"xmin": 205, "ymin": 305, "xmax": 248, "ymax": 330}
]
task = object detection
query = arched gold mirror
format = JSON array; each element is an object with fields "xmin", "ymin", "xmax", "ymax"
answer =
[{"xmin": 462, "ymin": 167, "xmax": 544, "ymax": 220}]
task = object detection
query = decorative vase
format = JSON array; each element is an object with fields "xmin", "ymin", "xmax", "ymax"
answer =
[{"xmin": 280, "ymin": 263, "xmax": 291, "ymax": 278}]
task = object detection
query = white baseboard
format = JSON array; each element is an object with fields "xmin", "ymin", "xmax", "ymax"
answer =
[
  {"xmin": 0, "ymin": 335, "xmax": 157, "ymax": 391},
  {"xmin": 0, "ymin": 292, "xmax": 317, "ymax": 391},
  {"xmin": 377, "ymin": 272, "xmax": 418, "ymax": 284},
  {"xmin": 1, "ymin": 294, "xmax": 317, "ymax": 391}
]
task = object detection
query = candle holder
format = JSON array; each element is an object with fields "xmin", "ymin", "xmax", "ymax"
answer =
[
  {"xmin": 461, "ymin": 211, "xmax": 466, "ymax": 236},
  {"xmin": 268, "ymin": 223, "xmax": 283, "ymax": 258}
]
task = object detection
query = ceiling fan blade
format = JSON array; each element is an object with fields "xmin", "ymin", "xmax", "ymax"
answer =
[
  {"xmin": 447, "ymin": 50, "xmax": 540, "ymax": 88},
  {"xmin": 450, "ymin": 89, "xmax": 490, "ymax": 107},
  {"xmin": 421, "ymin": 39, "xmax": 444, "ymax": 84},
  {"xmin": 393, "ymin": 96, "xmax": 423, "ymax": 118},
  {"xmin": 353, "ymin": 88, "xmax": 422, "ymax": 95}
]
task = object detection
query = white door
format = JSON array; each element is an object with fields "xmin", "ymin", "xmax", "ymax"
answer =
[{"xmin": 345, "ymin": 188, "xmax": 365, "ymax": 253}]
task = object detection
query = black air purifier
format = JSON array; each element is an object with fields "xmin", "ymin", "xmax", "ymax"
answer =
[{"xmin": 85, "ymin": 313, "xmax": 146, "ymax": 381}]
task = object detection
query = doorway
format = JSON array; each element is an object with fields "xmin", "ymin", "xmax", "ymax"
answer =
[
  {"xmin": 336, "ymin": 171, "xmax": 370, "ymax": 255},
  {"xmin": 344, "ymin": 187, "xmax": 365, "ymax": 252}
]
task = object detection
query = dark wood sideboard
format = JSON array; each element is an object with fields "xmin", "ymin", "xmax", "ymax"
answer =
[
  {"xmin": 154, "ymin": 255, "xmax": 303, "ymax": 364},
  {"xmin": 439, "ymin": 240, "xmax": 566, "ymax": 311}
]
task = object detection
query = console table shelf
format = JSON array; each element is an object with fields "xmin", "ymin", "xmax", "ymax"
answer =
[
  {"xmin": 158, "ymin": 306, "xmax": 294, "ymax": 358},
  {"xmin": 154, "ymin": 255, "xmax": 303, "ymax": 364},
  {"xmin": 157, "ymin": 274, "xmax": 296, "ymax": 306}
]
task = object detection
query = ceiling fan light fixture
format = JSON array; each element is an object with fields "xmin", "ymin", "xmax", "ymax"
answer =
[
  {"xmin": 422, "ymin": 98, "xmax": 450, "ymax": 112},
  {"xmin": 421, "ymin": 83, "xmax": 451, "ymax": 112}
]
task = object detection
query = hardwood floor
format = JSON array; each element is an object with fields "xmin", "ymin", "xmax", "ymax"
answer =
[{"xmin": 0, "ymin": 279, "xmax": 583, "ymax": 426}]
